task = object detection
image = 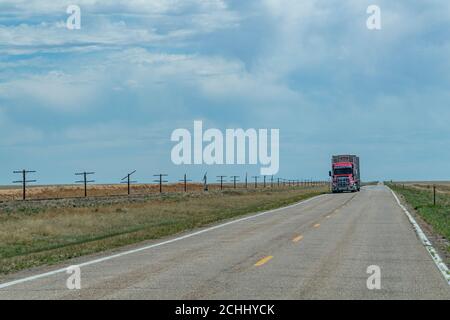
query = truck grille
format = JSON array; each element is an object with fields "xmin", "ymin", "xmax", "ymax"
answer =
[{"xmin": 337, "ymin": 177, "xmax": 349, "ymax": 188}]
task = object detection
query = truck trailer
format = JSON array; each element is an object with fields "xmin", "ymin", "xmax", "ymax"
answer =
[{"xmin": 329, "ymin": 155, "xmax": 360, "ymax": 193}]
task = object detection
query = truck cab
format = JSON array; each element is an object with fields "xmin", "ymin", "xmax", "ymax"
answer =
[{"xmin": 330, "ymin": 155, "xmax": 360, "ymax": 193}]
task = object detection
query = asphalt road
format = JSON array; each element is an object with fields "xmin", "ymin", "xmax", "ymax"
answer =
[{"xmin": 0, "ymin": 185, "xmax": 449, "ymax": 299}]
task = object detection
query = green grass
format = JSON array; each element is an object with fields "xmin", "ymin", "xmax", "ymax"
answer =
[
  {"xmin": 0, "ymin": 187, "xmax": 327, "ymax": 276},
  {"xmin": 389, "ymin": 184, "xmax": 450, "ymax": 255}
]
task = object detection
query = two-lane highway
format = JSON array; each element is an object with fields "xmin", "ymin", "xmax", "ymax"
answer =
[{"xmin": 0, "ymin": 185, "xmax": 449, "ymax": 299}]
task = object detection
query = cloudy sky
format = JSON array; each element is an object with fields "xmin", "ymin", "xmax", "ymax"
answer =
[{"xmin": 0, "ymin": 0, "xmax": 449, "ymax": 184}]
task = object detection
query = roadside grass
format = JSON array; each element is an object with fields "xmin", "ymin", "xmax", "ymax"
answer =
[
  {"xmin": 0, "ymin": 187, "xmax": 327, "ymax": 276},
  {"xmin": 389, "ymin": 184, "xmax": 450, "ymax": 255}
]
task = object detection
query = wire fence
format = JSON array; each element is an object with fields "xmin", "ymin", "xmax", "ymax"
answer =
[{"xmin": 391, "ymin": 182, "xmax": 450, "ymax": 206}]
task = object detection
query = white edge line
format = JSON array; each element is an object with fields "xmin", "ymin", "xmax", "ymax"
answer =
[
  {"xmin": 389, "ymin": 187, "xmax": 450, "ymax": 286},
  {"xmin": 0, "ymin": 193, "xmax": 327, "ymax": 290}
]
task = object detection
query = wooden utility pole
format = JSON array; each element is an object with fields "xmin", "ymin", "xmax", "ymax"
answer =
[
  {"xmin": 217, "ymin": 176, "xmax": 227, "ymax": 190},
  {"xmin": 252, "ymin": 176, "xmax": 259, "ymax": 188},
  {"xmin": 75, "ymin": 172, "xmax": 95, "ymax": 197},
  {"xmin": 230, "ymin": 176, "xmax": 239, "ymax": 189},
  {"xmin": 179, "ymin": 174, "xmax": 192, "ymax": 192},
  {"xmin": 13, "ymin": 170, "xmax": 36, "ymax": 200},
  {"xmin": 121, "ymin": 170, "xmax": 137, "ymax": 195},
  {"xmin": 154, "ymin": 174, "xmax": 168, "ymax": 193}
]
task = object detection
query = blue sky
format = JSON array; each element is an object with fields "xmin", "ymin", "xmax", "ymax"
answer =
[{"xmin": 0, "ymin": 0, "xmax": 450, "ymax": 184}]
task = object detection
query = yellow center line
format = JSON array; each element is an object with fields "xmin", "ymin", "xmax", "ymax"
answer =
[
  {"xmin": 254, "ymin": 256, "xmax": 273, "ymax": 267},
  {"xmin": 313, "ymin": 223, "xmax": 321, "ymax": 228},
  {"xmin": 292, "ymin": 235, "xmax": 304, "ymax": 243}
]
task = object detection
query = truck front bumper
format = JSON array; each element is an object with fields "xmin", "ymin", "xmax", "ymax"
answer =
[{"xmin": 332, "ymin": 185, "xmax": 358, "ymax": 192}]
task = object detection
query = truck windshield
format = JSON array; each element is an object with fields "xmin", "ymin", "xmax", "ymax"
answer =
[{"xmin": 334, "ymin": 167, "xmax": 352, "ymax": 175}]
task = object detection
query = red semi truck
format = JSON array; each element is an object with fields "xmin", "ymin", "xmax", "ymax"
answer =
[{"xmin": 329, "ymin": 155, "xmax": 360, "ymax": 193}]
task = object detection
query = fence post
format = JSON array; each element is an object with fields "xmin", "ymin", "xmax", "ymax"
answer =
[{"xmin": 433, "ymin": 185, "xmax": 436, "ymax": 206}]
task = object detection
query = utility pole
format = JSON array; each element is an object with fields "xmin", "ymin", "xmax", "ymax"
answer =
[
  {"xmin": 13, "ymin": 170, "xmax": 36, "ymax": 201},
  {"xmin": 217, "ymin": 176, "xmax": 227, "ymax": 190},
  {"xmin": 75, "ymin": 172, "xmax": 95, "ymax": 197},
  {"xmin": 154, "ymin": 174, "xmax": 168, "ymax": 193},
  {"xmin": 230, "ymin": 176, "xmax": 240, "ymax": 189},
  {"xmin": 203, "ymin": 172, "xmax": 208, "ymax": 191},
  {"xmin": 121, "ymin": 170, "xmax": 136, "ymax": 195},
  {"xmin": 252, "ymin": 176, "xmax": 259, "ymax": 188},
  {"xmin": 179, "ymin": 174, "xmax": 192, "ymax": 192}
]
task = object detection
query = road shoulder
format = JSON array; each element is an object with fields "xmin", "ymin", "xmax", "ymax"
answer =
[{"xmin": 389, "ymin": 187, "xmax": 450, "ymax": 285}]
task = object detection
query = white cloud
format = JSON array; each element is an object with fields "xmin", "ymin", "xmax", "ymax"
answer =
[
  {"xmin": 0, "ymin": 0, "xmax": 239, "ymax": 55},
  {"xmin": 0, "ymin": 70, "xmax": 100, "ymax": 112},
  {"xmin": 257, "ymin": 0, "xmax": 450, "ymax": 81},
  {"xmin": 101, "ymin": 48, "xmax": 304, "ymax": 110},
  {"xmin": 0, "ymin": 0, "xmax": 230, "ymax": 15}
]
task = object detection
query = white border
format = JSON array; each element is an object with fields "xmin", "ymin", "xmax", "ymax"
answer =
[
  {"xmin": 389, "ymin": 187, "xmax": 450, "ymax": 286},
  {"xmin": 0, "ymin": 194, "xmax": 326, "ymax": 290}
]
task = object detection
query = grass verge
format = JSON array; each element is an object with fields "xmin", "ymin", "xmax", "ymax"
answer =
[
  {"xmin": 0, "ymin": 187, "xmax": 326, "ymax": 276},
  {"xmin": 389, "ymin": 184, "xmax": 450, "ymax": 257}
]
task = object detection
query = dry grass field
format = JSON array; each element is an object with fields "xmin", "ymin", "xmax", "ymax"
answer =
[
  {"xmin": 0, "ymin": 183, "xmax": 208, "ymax": 201},
  {"xmin": 393, "ymin": 181, "xmax": 450, "ymax": 193},
  {"xmin": 0, "ymin": 185, "xmax": 328, "ymax": 276},
  {"xmin": 0, "ymin": 182, "xmax": 318, "ymax": 201}
]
